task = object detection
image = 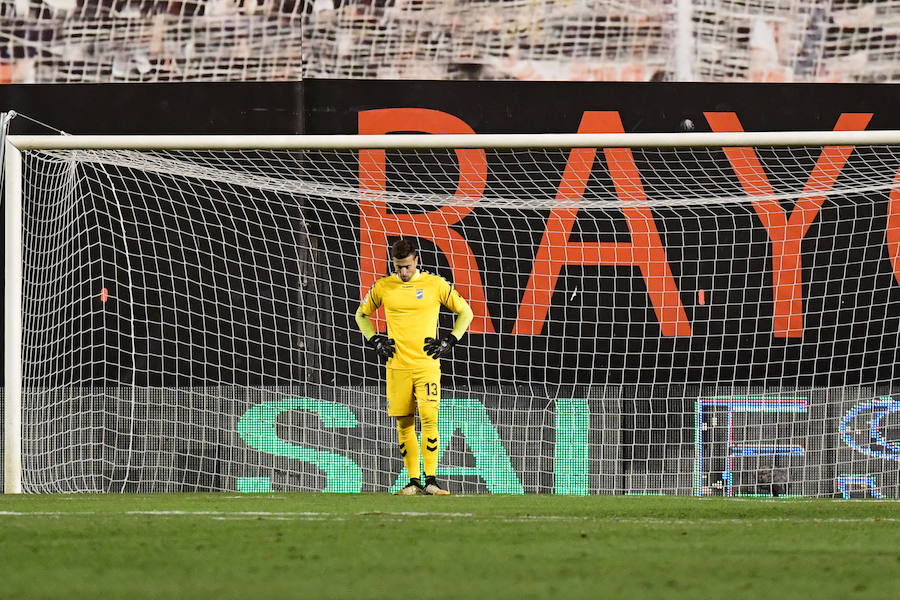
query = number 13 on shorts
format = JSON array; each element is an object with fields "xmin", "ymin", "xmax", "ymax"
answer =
[{"xmin": 419, "ymin": 379, "xmax": 440, "ymax": 401}]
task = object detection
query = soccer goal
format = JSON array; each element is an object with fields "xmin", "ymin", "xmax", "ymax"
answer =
[{"xmin": 5, "ymin": 127, "xmax": 900, "ymax": 497}]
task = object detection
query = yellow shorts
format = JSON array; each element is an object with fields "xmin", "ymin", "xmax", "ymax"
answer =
[{"xmin": 386, "ymin": 367, "xmax": 441, "ymax": 417}]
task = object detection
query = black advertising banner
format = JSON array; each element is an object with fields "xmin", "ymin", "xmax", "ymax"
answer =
[
  {"xmin": 7, "ymin": 80, "xmax": 900, "ymax": 391},
  {"xmin": 302, "ymin": 80, "xmax": 900, "ymax": 390}
]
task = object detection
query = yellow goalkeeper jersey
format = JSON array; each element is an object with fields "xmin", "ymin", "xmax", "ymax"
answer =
[{"xmin": 358, "ymin": 270, "xmax": 472, "ymax": 370}]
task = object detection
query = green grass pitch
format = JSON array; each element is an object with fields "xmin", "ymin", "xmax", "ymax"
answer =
[{"xmin": 1, "ymin": 493, "xmax": 898, "ymax": 599}]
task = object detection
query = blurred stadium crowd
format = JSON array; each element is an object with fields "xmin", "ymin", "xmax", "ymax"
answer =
[{"xmin": 0, "ymin": 0, "xmax": 899, "ymax": 83}]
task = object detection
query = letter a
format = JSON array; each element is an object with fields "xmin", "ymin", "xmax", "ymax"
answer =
[{"xmin": 514, "ymin": 111, "xmax": 690, "ymax": 336}]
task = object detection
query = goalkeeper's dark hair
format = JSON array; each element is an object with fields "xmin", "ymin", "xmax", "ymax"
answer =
[{"xmin": 391, "ymin": 238, "xmax": 417, "ymax": 260}]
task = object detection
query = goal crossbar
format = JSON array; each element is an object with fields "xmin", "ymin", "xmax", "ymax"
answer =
[{"xmin": 10, "ymin": 130, "xmax": 900, "ymax": 151}]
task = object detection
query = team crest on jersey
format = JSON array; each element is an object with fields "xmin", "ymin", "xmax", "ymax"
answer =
[{"xmin": 416, "ymin": 290, "xmax": 424, "ymax": 300}]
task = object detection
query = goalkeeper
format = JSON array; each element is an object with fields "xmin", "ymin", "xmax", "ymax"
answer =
[{"xmin": 355, "ymin": 238, "xmax": 473, "ymax": 495}]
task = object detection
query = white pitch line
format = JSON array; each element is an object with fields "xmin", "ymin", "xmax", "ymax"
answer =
[{"xmin": 0, "ymin": 511, "xmax": 102, "ymax": 516}]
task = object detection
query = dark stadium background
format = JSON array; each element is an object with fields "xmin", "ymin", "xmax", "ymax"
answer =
[{"xmin": 4, "ymin": 80, "xmax": 900, "ymax": 387}]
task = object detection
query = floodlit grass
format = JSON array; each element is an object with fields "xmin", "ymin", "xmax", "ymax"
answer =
[{"xmin": 1, "ymin": 493, "xmax": 898, "ymax": 599}]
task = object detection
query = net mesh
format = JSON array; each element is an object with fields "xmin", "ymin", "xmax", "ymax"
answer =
[{"xmin": 7, "ymin": 138, "xmax": 900, "ymax": 496}]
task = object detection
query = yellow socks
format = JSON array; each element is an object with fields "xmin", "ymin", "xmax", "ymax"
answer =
[
  {"xmin": 396, "ymin": 403, "xmax": 440, "ymax": 481},
  {"xmin": 395, "ymin": 415, "xmax": 420, "ymax": 480},
  {"xmin": 419, "ymin": 401, "xmax": 439, "ymax": 478}
]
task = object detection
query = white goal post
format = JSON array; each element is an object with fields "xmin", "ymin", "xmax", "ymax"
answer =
[{"xmin": 5, "ymin": 130, "xmax": 900, "ymax": 497}]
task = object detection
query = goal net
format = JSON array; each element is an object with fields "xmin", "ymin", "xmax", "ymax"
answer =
[{"xmin": 4, "ymin": 127, "xmax": 900, "ymax": 497}]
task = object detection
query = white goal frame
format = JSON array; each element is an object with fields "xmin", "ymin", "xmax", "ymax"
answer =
[{"xmin": 6, "ymin": 129, "xmax": 900, "ymax": 494}]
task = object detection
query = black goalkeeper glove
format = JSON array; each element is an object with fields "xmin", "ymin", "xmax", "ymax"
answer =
[
  {"xmin": 423, "ymin": 334, "xmax": 457, "ymax": 359},
  {"xmin": 366, "ymin": 334, "xmax": 395, "ymax": 359}
]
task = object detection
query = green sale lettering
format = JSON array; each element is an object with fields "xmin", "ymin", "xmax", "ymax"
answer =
[{"xmin": 236, "ymin": 397, "xmax": 589, "ymax": 494}]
